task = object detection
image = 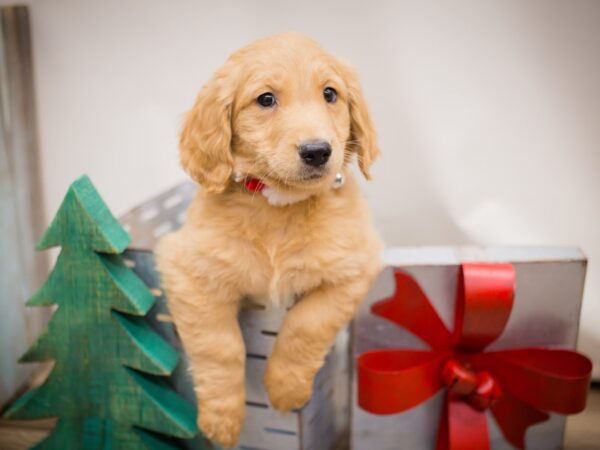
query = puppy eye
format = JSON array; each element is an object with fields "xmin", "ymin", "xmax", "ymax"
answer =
[
  {"xmin": 257, "ymin": 92, "xmax": 276, "ymax": 108},
  {"xmin": 323, "ymin": 87, "xmax": 337, "ymax": 103}
]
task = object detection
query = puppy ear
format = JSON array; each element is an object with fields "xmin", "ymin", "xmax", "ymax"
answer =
[
  {"xmin": 180, "ymin": 66, "xmax": 235, "ymax": 193},
  {"xmin": 340, "ymin": 61, "xmax": 380, "ymax": 179}
]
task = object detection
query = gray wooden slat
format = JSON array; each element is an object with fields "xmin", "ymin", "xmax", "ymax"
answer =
[
  {"xmin": 302, "ymin": 328, "xmax": 350, "ymax": 450},
  {"xmin": 245, "ymin": 357, "xmax": 269, "ymax": 405},
  {"xmin": 238, "ymin": 405, "xmax": 299, "ymax": 450},
  {"xmin": 120, "ymin": 181, "xmax": 197, "ymax": 250},
  {"xmin": 240, "ymin": 307, "xmax": 284, "ymax": 356}
]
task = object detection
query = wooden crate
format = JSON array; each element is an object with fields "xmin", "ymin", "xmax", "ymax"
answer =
[{"xmin": 120, "ymin": 183, "xmax": 350, "ymax": 450}]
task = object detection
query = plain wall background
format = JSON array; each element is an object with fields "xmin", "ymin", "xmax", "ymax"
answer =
[{"xmin": 4, "ymin": 0, "xmax": 599, "ymax": 376}]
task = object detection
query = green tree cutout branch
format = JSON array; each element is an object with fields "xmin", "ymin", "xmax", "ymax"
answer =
[{"xmin": 4, "ymin": 175, "xmax": 198, "ymax": 449}]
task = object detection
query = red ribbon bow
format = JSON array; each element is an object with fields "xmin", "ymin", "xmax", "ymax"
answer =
[{"xmin": 358, "ymin": 263, "xmax": 592, "ymax": 450}]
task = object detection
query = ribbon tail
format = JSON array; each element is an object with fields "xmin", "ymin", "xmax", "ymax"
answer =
[
  {"xmin": 491, "ymin": 393, "xmax": 550, "ymax": 450},
  {"xmin": 436, "ymin": 393, "xmax": 490, "ymax": 450},
  {"xmin": 435, "ymin": 394, "xmax": 449, "ymax": 450}
]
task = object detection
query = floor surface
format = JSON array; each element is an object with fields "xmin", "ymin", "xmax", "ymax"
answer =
[
  {"xmin": 565, "ymin": 385, "xmax": 600, "ymax": 450},
  {"xmin": 1, "ymin": 386, "xmax": 599, "ymax": 449}
]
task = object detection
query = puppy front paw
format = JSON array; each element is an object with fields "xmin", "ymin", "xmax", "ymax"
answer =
[
  {"xmin": 198, "ymin": 396, "xmax": 245, "ymax": 448},
  {"xmin": 264, "ymin": 357, "xmax": 314, "ymax": 412}
]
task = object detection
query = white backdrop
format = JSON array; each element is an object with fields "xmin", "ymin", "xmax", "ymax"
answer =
[{"xmin": 6, "ymin": 0, "xmax": 599, "ymax": 376}]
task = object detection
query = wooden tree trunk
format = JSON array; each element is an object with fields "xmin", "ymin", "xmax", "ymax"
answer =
[{"xmin": 0, "ymin": 5, "xmax": 48, "ymax": 409}]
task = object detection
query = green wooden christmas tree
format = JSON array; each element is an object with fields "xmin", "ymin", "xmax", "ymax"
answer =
[{"xmin": 3, "ymin": 175, "xmax": 198, "ymax": 449}]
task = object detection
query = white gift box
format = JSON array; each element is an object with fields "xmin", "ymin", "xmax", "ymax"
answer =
[{"xmin": 351, "ymin": 247, "xmax": 588, "ymax": 450}]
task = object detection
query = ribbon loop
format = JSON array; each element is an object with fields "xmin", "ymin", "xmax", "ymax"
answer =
[
  {"xmin": 453, "ymin": 263, "xmax": 515, "ymax": 351},
  {"xmin": 477, "ymin": 349, "xmax": 592, "ymax": 414},
  {"xmin": 358, "ymin": 349, "xmax": 449, "ymax": 414}
]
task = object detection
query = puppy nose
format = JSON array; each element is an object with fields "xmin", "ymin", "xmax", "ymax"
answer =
[{"xmin": 299, "ymin": 140, "xmax": 332, "ymax": 167}]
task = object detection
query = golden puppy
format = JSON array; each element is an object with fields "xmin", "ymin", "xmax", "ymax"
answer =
[{"xmin": 156, "ymin": 32, "xmax": 382, "ymax": 447}]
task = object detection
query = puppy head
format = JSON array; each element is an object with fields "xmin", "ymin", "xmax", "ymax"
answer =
[{"xmin": 180, "ymin": 32, "xmax": 379, "ymax": 193}]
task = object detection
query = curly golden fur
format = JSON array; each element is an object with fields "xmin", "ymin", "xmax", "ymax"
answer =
[{"xmin": 156, "ymin": 33, "xmax": 382, "ymax": 447}]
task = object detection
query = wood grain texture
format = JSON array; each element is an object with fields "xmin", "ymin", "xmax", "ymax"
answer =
[
  {"xmin": 0, "ymin": 4, "xmax": 48, "ymax": 410},
  {"xmin": 0, "ymin": 418, "xmax": 55, "ymax": 450},
  {"xmin": 2, "ymin": 176, "xmax": 199, "ymax": 449}
]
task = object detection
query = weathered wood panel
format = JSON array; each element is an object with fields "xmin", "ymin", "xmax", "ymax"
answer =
[{"xmin": 0, "ymin": 5, "xmax": 48, "ymax": 410}]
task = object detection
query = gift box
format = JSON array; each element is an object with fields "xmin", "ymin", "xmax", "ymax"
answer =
[
  {"xmin": 351, "ymin": 247, "xmax": 592, "ymax": 450},
  {"xmin": 120, "ymin": 182, "xmax": 350, "ymax": 450}
]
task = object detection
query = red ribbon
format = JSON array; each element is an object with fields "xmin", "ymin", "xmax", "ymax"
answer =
[{"xmin": 358, "ymin": 263, "xmax": 592, "ymax": 450}]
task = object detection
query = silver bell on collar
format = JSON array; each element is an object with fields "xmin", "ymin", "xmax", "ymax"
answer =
[{"xmin": 332, "ymin": 172, "xmax": 345, "ymax": 189}]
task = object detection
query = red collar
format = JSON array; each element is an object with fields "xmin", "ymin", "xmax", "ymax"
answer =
[{"xmin": 243, "ymin": 177, "xmax": 265, "ymax": 192}]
